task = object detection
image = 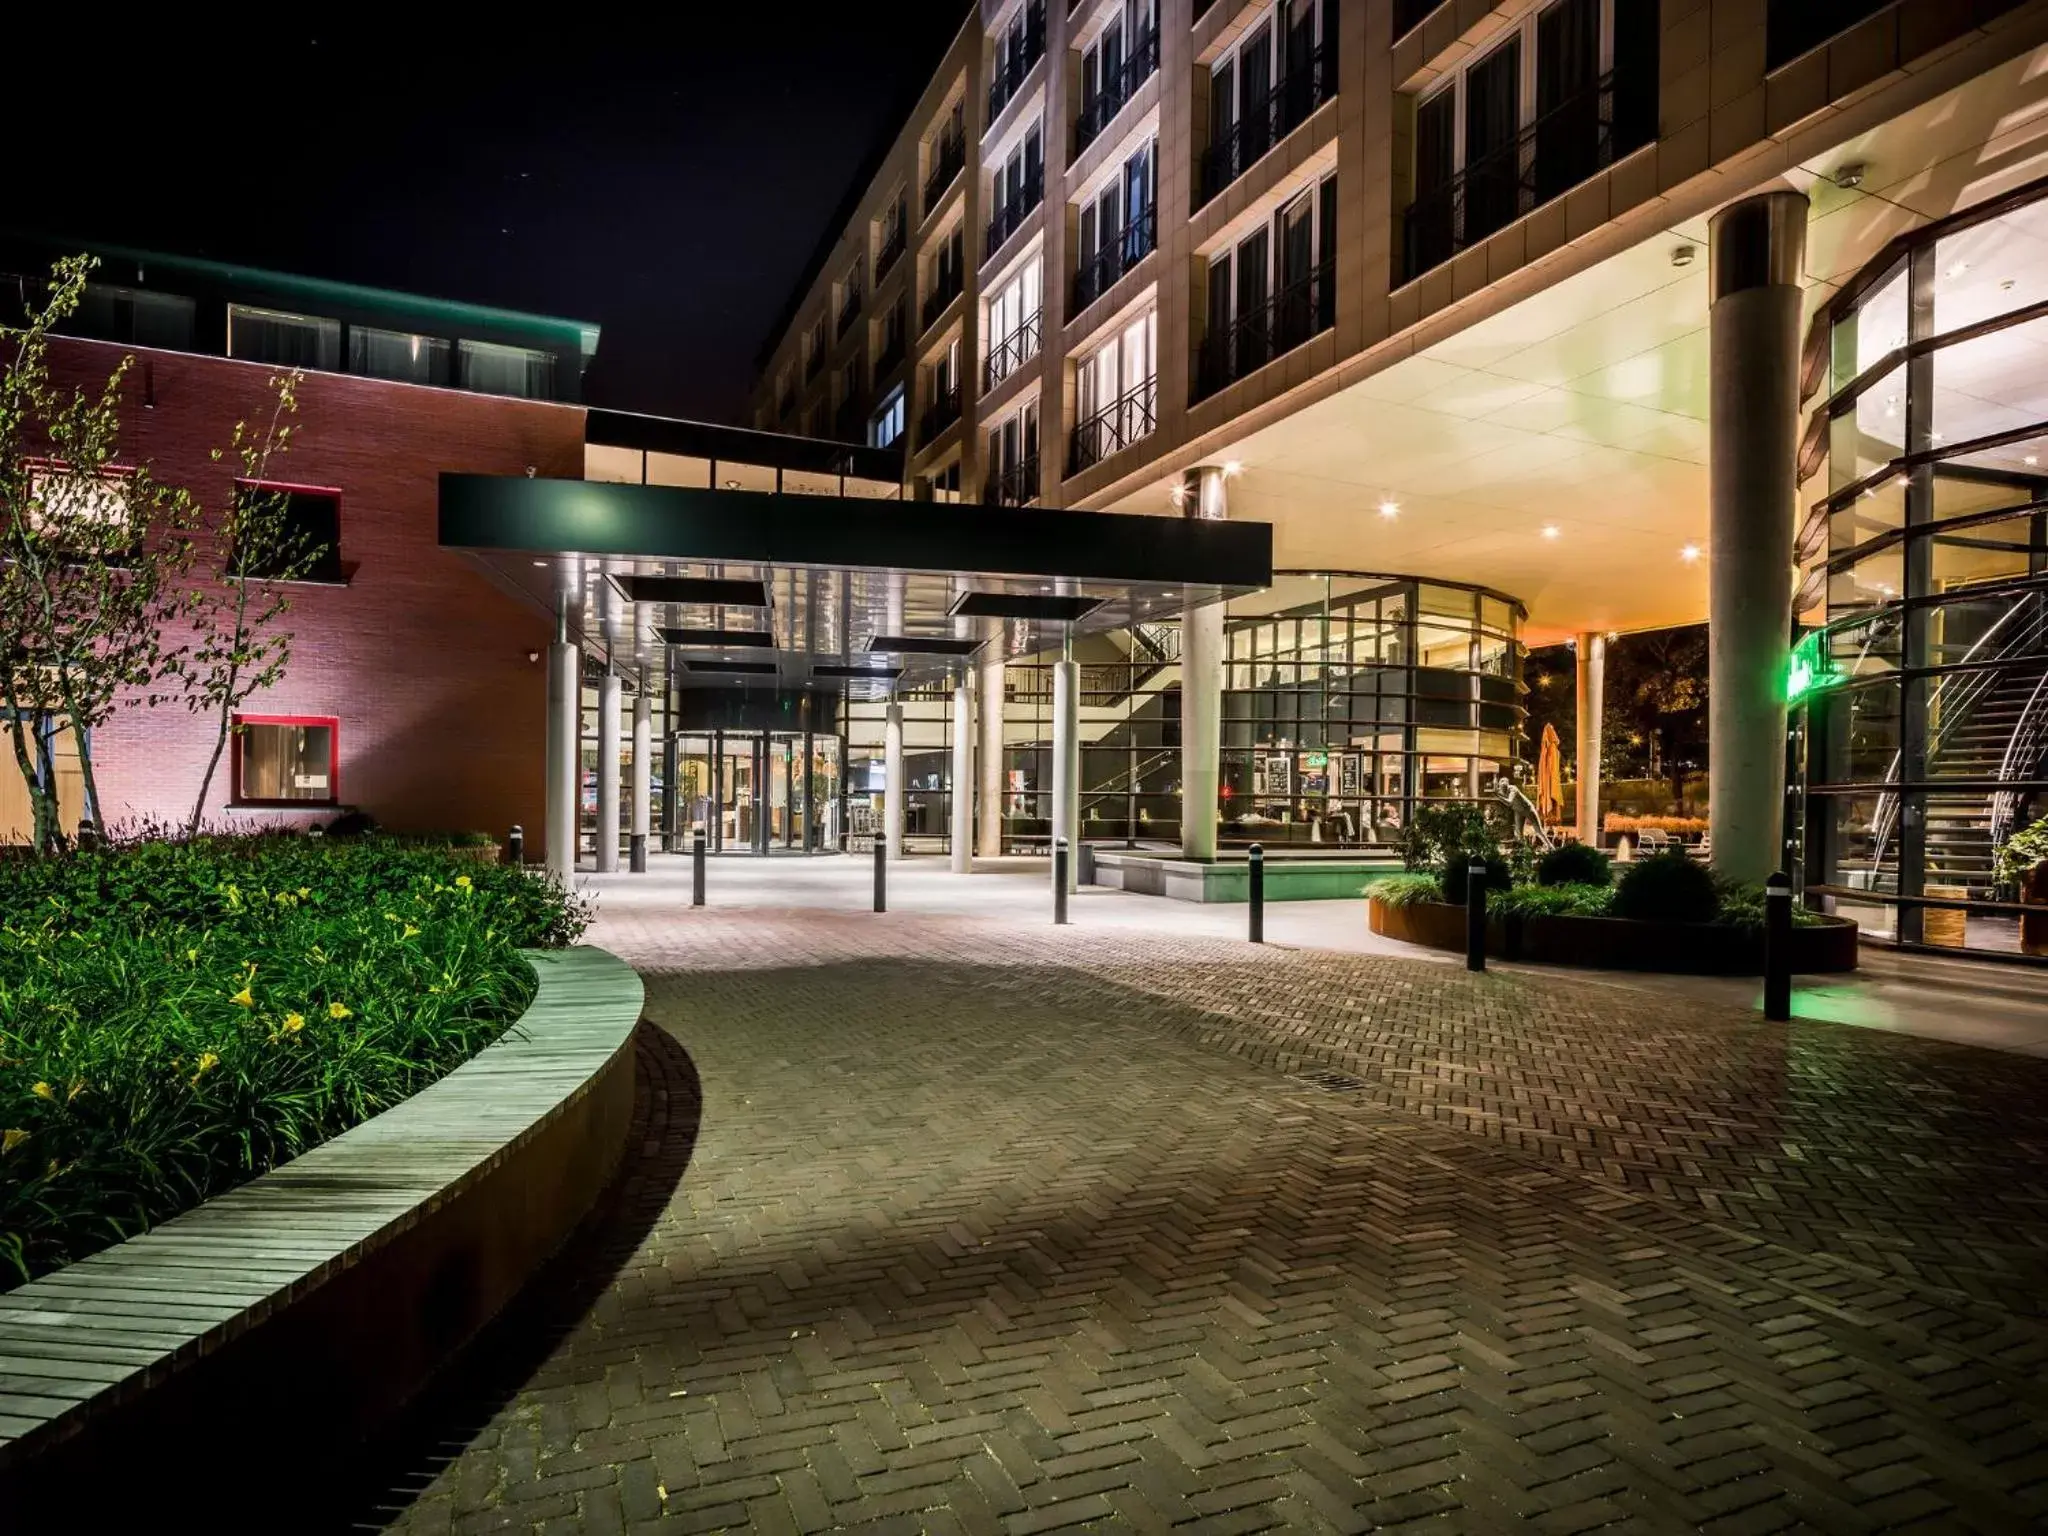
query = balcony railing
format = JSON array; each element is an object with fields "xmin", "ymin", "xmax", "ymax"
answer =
[
  {"xmin": 1399, "ymin": 70, "xmax": 1652, "ymax": 284},
  {"xmin": 836, "ymin": 289, "xmax": 861, "ymax": 340},
  {"xmin": 875, "ymin": 327, "xmax": 905, "ymax": 378},
  {"xmin": 987, "ymin": 0, "xmax": 1048, "ymax": 122},
  {"xmin": 1196, "ymin": 41, "xmax": 1335, "ymax": 209},
  {"xmin": 984, "ymin": 453, "xmax": 1040, "ymax": 506},
  {"xmin": 983, "ymin": 311, "xmax": 1042, "ymax": 391},
  {"xmin": 1073, "ymin": 203, "xmax": 1157, "ymax": 312},
  {"xmin": 918, "ymin": 385, "xmax": 962, "ymax": 445},
  {"xmin": 923, "ymin": 267, "xmax": 963, "ymax": 330},
  {"xmin": 1194, "ymin": 256, "xmax": 1334, "ymax": 400},
  {"xmin": 877, "ymin": 211, "xmax": 908, "ymax": 280},
  {"xmin": 1073, "ymin": 28, "xmax": 1160, "ymax": 157},
  {"xmin": 1069, "ymin": 375, "xmax": 1156, "ymax": 475},
  {"xmin": 985, "ymin": 171, "xmax": 1044, "ymax": 260},
  {"xmin": 924, "ymin": 125, "xmax": 966, "ymax": 216}
]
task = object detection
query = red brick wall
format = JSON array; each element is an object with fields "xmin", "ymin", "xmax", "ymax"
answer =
[{"xmin": 45, "ymin": 340, "xmax": 586, "ymax": 858}]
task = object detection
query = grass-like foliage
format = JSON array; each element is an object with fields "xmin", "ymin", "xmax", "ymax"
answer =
[
  {"xmin": 0, "ymin": 835, "xmax": 588, "ymax": 1287},
  {"xmin": 1489, "ymin": 882, "xmax": 1616, "ymax": 920},
  {"xmin": 1369, "ymin": 872, "xmax": 1445, "ymax": 908}
]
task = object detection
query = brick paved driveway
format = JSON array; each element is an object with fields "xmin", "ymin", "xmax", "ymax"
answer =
[{"xmin": 359, "ymin": 907, "xmax": 2048, "ymax": 1533}]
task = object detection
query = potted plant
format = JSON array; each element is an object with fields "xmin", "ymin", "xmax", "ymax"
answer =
[{"xmin": 1996, "ymin": 813, "xmax": 2048, "ymax": 956}]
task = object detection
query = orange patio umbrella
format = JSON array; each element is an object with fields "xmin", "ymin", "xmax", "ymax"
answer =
[{"xmin": 1535, "ymin": 723, "xmax": 1563, "ymax": 827}]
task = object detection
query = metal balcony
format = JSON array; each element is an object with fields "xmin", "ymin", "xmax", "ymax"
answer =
[
  {"xmin": 1073, "ymin": 28, "xmax": 1160, "ymax": 157},
  {"xmin": 1194, "ymin": 257, "xmax": 1334, "ymax": 400},
  {"xmin": 1073, "ymin": 204, "xmax": 1156, "ymax": 312},
  {"xmin": 1069, "ymin": 375, "xmax": 1157, "ymax": 475},
  {"xmin": 1196, "ymin": 42, "xmax": 1335, "ymax": 209},
  {"xmin": 985, "ymin": 172, "xmax": 1045, "ymax": 261},
  {"xmin": 984, "ymin": 453, "xmax": 1040, "ymax": 506},
  {"xmin": 983, "ymin": 311, "xmax": 1042, "ymax": 392}
]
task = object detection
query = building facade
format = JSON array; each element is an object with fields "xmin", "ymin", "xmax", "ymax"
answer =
[{"xmin": 749, "ymin": 0, "xmax": 2048, "ymax": 955}]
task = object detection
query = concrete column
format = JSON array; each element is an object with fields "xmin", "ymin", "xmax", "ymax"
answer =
[
  {"xmin": 978, "ymin": 655, "xmax": 1005, "ymax": 856},
  {"xmin": 1052, "ymin": 651, "xmax": 1080, "ymax": 892},
  {"xmin": 1709, "ymin": 189, "xmax": 1809, "ymax": 885},
  {"xmin": 1179, "ymin": 463, "xmax": 1230, "ymax": 861},
  {"xmin": 630, "ymin": 687, "xmax": 652, "ymax": 871},
  {"xmin": 951, "ymin": 669, "xmax": 974, "ymax": 873},
  {"xmin": 544, "ymin": 637, "xmax": 578, "ymax": 881},
  {"xmin": 595, "ymin": 671, "xmax": 622, "ymax": 873},
  {"xmin": 883, "ymin": 701, "xmax": 905, "ymax": 859},
  {"xmin": 1575, "ymin": 633, "xmax": 1606, "ymax": 847}
]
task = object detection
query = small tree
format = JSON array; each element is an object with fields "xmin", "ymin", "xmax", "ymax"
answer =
[
  {"xmin": 176, "ymin": 377, "xmax": 313, "ymax": 836},
  {"xmin": 0, "ymin": 257, "xmax": 201, "ymax": 850}
]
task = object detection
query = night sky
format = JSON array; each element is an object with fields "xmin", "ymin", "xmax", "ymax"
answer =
[{"xmin": 10, "ymin": 10, "xmax": 970, "ymax": 422}]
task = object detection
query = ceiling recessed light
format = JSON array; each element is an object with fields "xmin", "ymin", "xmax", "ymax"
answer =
[
  {"xmin": 1222, "ymin": 460, "xmax": 1243, "ymax": 478},
  {"xmin": 2027, "ymin": 455, "xmax": 2040, "ymax": 466},
  {"xmin": 1834, "ymin": 162, "xmax": 1865, "ymax": 189},
  {"xmin": 1679, "ymin": 544, "xmax": 1701, "ymax": 564},
  {"xmin": 1378, "ymin": 499, "xmax": 1400, "ymax": 520},
  {"xmin": 1670, "ymin": 245, "xmax": 1696, "ymax": 268},
  {"xmin": 1944, "ymin": 262, "xmax": 1970, "ymax": 280},
  {"xmin": 1540, "ymin": 525, "xmax": 1561, "ymax": 540},
  {"xmin": 2000, "ymin": 278, "xmax": 2017, "ymax": 291},
  {"xmin": 532, "ymin": 560, "xmax": 548, "ymax": 568}
]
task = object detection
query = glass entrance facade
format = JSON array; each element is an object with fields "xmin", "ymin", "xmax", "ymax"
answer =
[
  {"xmin": 674, "ymin": 731, "xmax": 842, "ymax": 854},
  {"xmin": 1800, "ymin": 184, "xmax": 2048, "ymax": 956}
]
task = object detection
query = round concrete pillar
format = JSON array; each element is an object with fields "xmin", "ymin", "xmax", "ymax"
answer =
[
  {"xmin": 1575, "ymin": 632, "xmax": 1606, "ymax": 846},
  {"xmin": 630, "ymin": 687, "xmax": 652, "ymax": 872},
  {"xmin": 1179, "ymin": 465, "xmax": 1228, "ymax": 862},
  {"xmin": 978, "ymin": 656, "xmax": 1006, "ymax": 857},
  {"xmin": 1708, "ymin": 189, "xmax": 1809, "ymax": 884},
  {"xmin": 951, "ymin": 670, "xmax": 974, "ymax": 873},
  {"xmin": 883, "ymin": 701, "xmax": 906, "ymax": 859},
  {"xmin": 545, "ymin": 640, "xmax": 578, "ymax": 881},
  {"xmin": 596, "ymin": 672, "xmax": 622, "ymax": 874},
  {"xmin": 1051, "ymin": 655, "xmax": 1080, "ymax": 893}
]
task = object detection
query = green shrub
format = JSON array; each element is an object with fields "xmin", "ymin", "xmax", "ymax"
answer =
[
  {"xmin": 1996, "ymin": 813, "xmax": 2048, "ymax": 889},
  {"xmin": 1399, "ymin": 804, "xmax": 1493, "ymax": 873},
  {"xmin": 0, "ymin": 835, "xmax": 589, "ymax": 1287},
  {"xmin": 1535, "ymin": 841, "xmax": 1612, "ymax": 888},
  {"xmin": 1713, "ymin": 881, "xmax": 1825, "ymax": 933},
  {"xmin": 1490, "ymin": 882, "xmax": 1615, "ymax": 920},
  {"xmin": 1441, "ymin": 849, "xmax": 1511, "ymax": 905},
  {"xmin": 1611, "ymin": 851, "xmax": 1720, "ymax": 924},
  {"xmin": 1370, "ymin": 873, "xmax": 1444, "ymax": 908}
]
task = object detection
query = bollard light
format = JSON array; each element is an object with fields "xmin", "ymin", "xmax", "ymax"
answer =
[
  {"xmin": 1248, "ymin": 843, "xmax": 1265, "ymax": 944},
  {"xmin": 1763, "ymin": 870, "xmax": 1792, "ymax": 1021}
]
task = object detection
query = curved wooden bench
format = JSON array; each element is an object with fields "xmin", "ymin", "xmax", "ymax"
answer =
[{"xmin": 0, "ymin": 944, "xmax": 642, "ymax": 1517}]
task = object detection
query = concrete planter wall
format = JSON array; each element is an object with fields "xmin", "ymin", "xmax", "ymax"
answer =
[
  {"xmin": 1368, "ymin": 897, "xmax": 1860, "ymax": 975},
  {"xmin": 0, "ymin": 945, "xmax": 644, "ymax": 1521}
]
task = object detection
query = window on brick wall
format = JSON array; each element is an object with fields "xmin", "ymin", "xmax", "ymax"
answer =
[
  {"xmin": 233, "ymin": 715, "xmax": 338, "ymax": 805},
  {"xmin": 231, "ymin": 481, "xmax": 344, "ymax": 584}
]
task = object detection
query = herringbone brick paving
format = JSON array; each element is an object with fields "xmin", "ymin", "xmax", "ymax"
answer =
[{"xmin": 360, "ymin": 907, "xmax": 2048, "ymax": 1533}]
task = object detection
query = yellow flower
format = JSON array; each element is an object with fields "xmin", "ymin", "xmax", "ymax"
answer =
[
  {"xmin": 186, "ymin": 947, "xmax": 199, "ymax": 963},
  {"xmin": 31, "ymin": 1081, "xmax": 55, "ymax": 1101},
  {"xmin": 190, "ymin": 1051, "xmax": 220, "ymax": 1087},
  {"xmin": 231, "ymin": 986, "xmax": 255, "ymax": 1007},
  {"xmin": 1, "ymin": 1129, "xmax": 27, "ymax": 1154},
  {"xmin": 454, "ymin": 875, "xmax": 472, "ymax": 890},
  {"xmin": 328, "ymin": 1002, "xmax": 352, "ymax": 1021},
  {"xmin": 297, "ymin": 887, "xmax": 311, "ymax": 899},
  {"xmin": 401, "ymin": 923, "xmax": 420, "ymax": 940},
  {"xmin": 281, "ymin": 1012, "xmax": 306, "ymax": 1035}
]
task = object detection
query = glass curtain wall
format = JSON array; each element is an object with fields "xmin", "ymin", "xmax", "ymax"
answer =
[
  {"xmin": 1802, "ymin": 188, "xmax": 2048, "ymax": 956},
  {"xmin": 1222, "ymin": 573, "xmax": 1523, "ymax": 846}
]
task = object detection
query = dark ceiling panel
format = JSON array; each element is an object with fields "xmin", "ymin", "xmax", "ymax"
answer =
[
  {"xmin": 659, "ymin": 626, "xmax": 775, "ymax": 648},
  {"xmin": 613, "ymin": 574, "xmax": 769, "ymax": 607},
  {"xmin": 951, "ymin": 591, "xmax": 1106, "ymax": 622},
  {"xmin": 867, "ymin": 634, "xmax": 984, "ymax": 656},
  {"xmin": 812, "ymin": 663, "xmax": 904, "ymax": 679},
  {"xmin": 678, "ymin": 658, "xmax": 779, "ymax": 675}
]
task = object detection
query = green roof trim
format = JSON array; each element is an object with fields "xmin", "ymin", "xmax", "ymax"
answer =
[{"xmin": 61, "ymin": 238, "xmax": 600, "ymax": 356}]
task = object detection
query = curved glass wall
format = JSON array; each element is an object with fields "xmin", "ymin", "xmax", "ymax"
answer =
[
  {"xmin": 1801, "ymin": 186, "xmax": 2048, "ymax": 956},
  {"xmin": 833, "ymin": 572, "xmax": 1526, "ymax": 854},
  {"xmin": 1219, "ymin": 573, "xmax": 1524, "ymax": 847}
]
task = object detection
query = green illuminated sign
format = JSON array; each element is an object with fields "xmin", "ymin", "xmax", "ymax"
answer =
[
  {"xmin": 1786, "ymin": 631, "xmax": 1840, "ymax": 704},
  {"xmin": 1303, "ymin": 752, "xmax": 1329, "ymax": 769}
]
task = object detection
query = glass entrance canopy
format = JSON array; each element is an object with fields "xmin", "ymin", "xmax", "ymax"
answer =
[{"xmin": 439, "ymin": 472, "xmax": 1273, "ymax": 699}]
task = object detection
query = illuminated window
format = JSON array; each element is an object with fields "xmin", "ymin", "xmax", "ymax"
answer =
[
  {"xmin": 233, "ymin": 716, "xmax": 338, "ymax": 805},
  {"xmin": 228, "ymin": 304, "xmax": 341, "ymax": 370}
]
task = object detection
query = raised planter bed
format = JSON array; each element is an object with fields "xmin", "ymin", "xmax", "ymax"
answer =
[
  {"xmin": 1368, "ymin": 898, "xmax": 1860, "ymax": 974},
  {"xmin": 0, "ymin": 945, "xmax": 643, "ymax": 1519}
]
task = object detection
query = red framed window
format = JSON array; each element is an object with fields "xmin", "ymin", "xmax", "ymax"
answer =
[{"xmin": 232, "ymin": 715, "xmax": 339, "ymax": 806}]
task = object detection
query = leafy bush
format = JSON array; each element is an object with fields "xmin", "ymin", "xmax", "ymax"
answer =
[
  {"xmin": 1995, "ymin": 813, "xmax": 2048, "ymax": 889},
  {"xmin": 1489, "ymin": 882, "xmax": 1615, "ymax": 920},
  {"xmin": 0, "ymin": 835, "xmax": 589, "ymax": 1286},
  {"xmin": 1713, "ymin": 881, "xmax": 1826, "ymax": 933},
  {"xmin": 1441, "ymin": 849, "xmax": 1511, "ymax": 905},
  {"xmin": 1610, "ymin": 851, "xmax": 1720, "ymax": 924},
  {"xmin": 1369, "ymin": 873, "xmax": 1444, "ymax": 908},
  {"xmin": 1399, "ymin": 803, "xmax": 1493, "ymax": 873},
  {"xmin": 1536, "ymin": 841, "xmax": 1612, "ymax": 888}
]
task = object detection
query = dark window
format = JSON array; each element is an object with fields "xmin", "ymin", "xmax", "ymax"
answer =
[
  {"xmin": 234, "ymin": 716, "xmax": 338, "ymax": 805},
  {"xmin": 349, "ymin": 326, "xmax": 452, "ymax": 386},
  {"xmin": 71, "ymin": 285, "xmax": 196, "ymax": 350},
  {"xmin": 232, "ymin": 482, "xmax": 343, "ymax": 584},
  {"xmin": 228, "ymin": 304, "xmax": 340, "ymax": 370},
  {"xmin": 457, "ymin": 339, "xmax": 555, "ymax": 399}
]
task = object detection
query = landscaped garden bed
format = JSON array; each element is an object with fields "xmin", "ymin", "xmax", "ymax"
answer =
[
  {"xmin": 1367, "ymin": 808, "xmax": 1857, "ymax": 976},
  {"xmin": 0, "ymin": 834, "xmax": 587, "ymax": 1288}
]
